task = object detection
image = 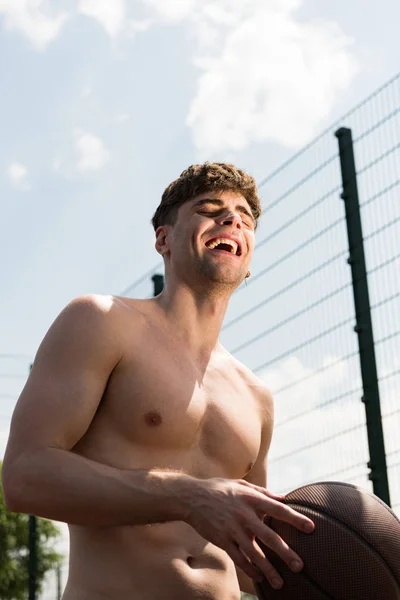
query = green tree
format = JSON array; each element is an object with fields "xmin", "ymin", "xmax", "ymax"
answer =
[{"xmin": 0, "ymin": 462, "xmax": 63, "ymax": 600}]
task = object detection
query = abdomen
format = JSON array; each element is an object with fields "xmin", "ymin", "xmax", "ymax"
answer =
[{"xmin": 65, "ymin": 521, "xmax": 241, "ymax": 600}]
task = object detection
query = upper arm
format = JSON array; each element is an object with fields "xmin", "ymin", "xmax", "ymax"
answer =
[
  {"xmin": 244, "ymin": 385, "xmax": 274, "ymax": 488},
  {"xmin": 4, "ymin": 295, "xmax": 123, "ymax": 468}
]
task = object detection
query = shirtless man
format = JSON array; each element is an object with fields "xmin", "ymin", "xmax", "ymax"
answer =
[{"xmin": 2, "ymin": 162, "xmax": 314, "ymax": 600}]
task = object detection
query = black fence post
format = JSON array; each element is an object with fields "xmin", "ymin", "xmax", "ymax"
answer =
[
  {"xmin": 152, "ymin": 274, "xmax": 164, "ymax": 297},
  {"xmin": 28, "ymin": 362, "xmax": 38, "ymax": 600},
  {"xmin": 57, "ymin": 565, "xmax": 62, "ymax": 600},
  {"xmin": 335, "ymin": 127, "xmax": 390, "ymax": 505},
  {"xmin": 28, "ymin": 514, "xmax": 37, "ymax": 600}
]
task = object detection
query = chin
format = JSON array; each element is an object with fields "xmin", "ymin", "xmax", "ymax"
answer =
[
  {"xmin": 207, "ymin": 271, "xmax": 245, "ymax": 287},
  {"xmin": 197, "ymin": 260, "xmax": 246, "ymax": 285}
]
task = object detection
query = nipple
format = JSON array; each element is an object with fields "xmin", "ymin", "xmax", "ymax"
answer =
[{"xmin": 144, "ymin": 411, "xmax": 162, "ymax": 427}]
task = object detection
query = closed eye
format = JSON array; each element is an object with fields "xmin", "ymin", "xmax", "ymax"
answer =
[
  {"xmin": 199, "ymin": 210, "xmax": 253, "ymax": 228},
  {"xmin": 199, "ymin": 210, "xmax": 220, "ymax": 216}
]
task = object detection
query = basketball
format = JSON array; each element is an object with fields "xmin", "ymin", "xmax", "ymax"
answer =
[{"xmin": 254, "ymin": 481, "xmax": 400, "ymax": 599}]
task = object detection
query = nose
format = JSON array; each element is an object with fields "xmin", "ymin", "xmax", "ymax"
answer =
[{"xmin": 219, "ymin": 210, "xmax": 243, "ymax": 229}]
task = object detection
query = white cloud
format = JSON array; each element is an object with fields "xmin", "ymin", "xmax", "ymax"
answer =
[
  {"xmin": 0, "ymin": 0, "xmax": 69, "ymax": 51},
  {"xmin": 77, "ymin": 1, "xmax": 151, "ymax": 43},
  {"xmin": 7, "ymin": 162, "xmax": 30, "ymax": 190},
  {"xmin": 188, "ymin": 5, "xmax": 357, "ymax": 154},
  {"xmin": 78, "ymin": 0, "xmax": 125, "ymax": 37},
  {"xmin": 74, "ymin": 130, "xmax": 110, "ymax": 172},
  {"xmin": 142, "ymin": 0, "xmax": 199, "ymax": 23},
  {"xmin": 129, "ymin": 18, "xmax": 152, "ymax": 34},
  {"xmin": 142, "ymin": 0, "xmax": 358, "ymax": 155}
]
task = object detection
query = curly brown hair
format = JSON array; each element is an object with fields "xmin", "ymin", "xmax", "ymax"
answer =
[{"xmin": 151, "ymin": 162, "xmax": 261, "ymax": 230}]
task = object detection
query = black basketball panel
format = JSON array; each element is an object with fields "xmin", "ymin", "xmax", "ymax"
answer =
[
  {"xmin": 285, "ymin": 482, "xmax": 400, "ymax": 581},
  {"xmin": 254, "ymin": 560, "xmax": 332, "ymax": 600},
  {"xmin": 257, "ymin": 505, "xmax": 400, "ymax": 600}
]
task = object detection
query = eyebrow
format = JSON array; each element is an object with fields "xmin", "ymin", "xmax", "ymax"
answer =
[{"xmin": 192, "ymin": 198, "xmax": 254, "ymax": 222}]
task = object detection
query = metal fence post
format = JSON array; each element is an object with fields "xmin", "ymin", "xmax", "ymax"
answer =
[
  {"xmin": 152, "ymin": 274, "xmax": 164, "ymax": 297},
  {"xmin": 57, "ymin": 565, "xmax": 62, "ymax": 600},
  {"xmin": 28, "ymin": 514, "xmax": 37, "ymax": 600},
  {"xmin": 335, "ymin": 127, "xmax": 391, "ymax": 505},
  {"xmin": 28, "ymin": 362, "xmax": 38, "ymax": 600}
]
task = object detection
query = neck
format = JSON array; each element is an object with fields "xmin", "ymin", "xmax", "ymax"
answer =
[{"xmin": 154, "ymin": 278, "xmax": 233, "ymax": 359}]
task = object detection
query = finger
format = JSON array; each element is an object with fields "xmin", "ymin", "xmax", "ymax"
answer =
[
  {"xmin": 255, "ymin": 497, "xmax": 314, "ymax": 533},
  {"xmin": 260, "ymin": 488, "xmax": 285, "ymax": 501},
  {"xmin": 235, "ymin": 532, "xmax": 283, "ymax": 590},
  {"xmin": 256, "ymin": 509, "xmax": 267, "ymax": 521},
  {"xmin": 252, "ymin": 520, "xmax": 304, "ymax": 575},
  {"xmin": 225, "ymin": 542, "xmax": 265, "ymax": 582},
  {"xmin": 246, "ymin": 483, "xmax": 285, "ymax": 501},
  {"xmin": 239, "ymin": 480, "xmax": 285, "ymax": 501}
]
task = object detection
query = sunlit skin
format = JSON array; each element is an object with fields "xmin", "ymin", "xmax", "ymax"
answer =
[
  {"xmin": 159, "ymin": 191, "xmax": 255, "ymax": 287},
  {"xmin": 154, "ymin": 191, "xmax": 255, "ymax": 350},
  {"xmin": 3, "ymin": 190, "xmax": 314, "ymax": 600}
]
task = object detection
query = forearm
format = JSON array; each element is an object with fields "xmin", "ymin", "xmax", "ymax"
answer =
[{"xmin": 3, "ymin": 447, "xmax": 193, "ymax": 527}]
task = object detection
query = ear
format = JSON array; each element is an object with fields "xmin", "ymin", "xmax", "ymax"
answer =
[{"xmin": 155, "ymin": 226, "xmax": 170, "ymax": 256}]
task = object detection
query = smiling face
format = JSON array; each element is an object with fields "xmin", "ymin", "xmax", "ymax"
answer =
[{"xmin": 155, "ymin": 190, "xmax": 256, "ymax": 289}]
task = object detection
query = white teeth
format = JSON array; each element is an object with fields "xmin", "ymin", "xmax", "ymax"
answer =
[{"xmin": 206, "ymin": 238, "xmax": 238, "ymax": 254}]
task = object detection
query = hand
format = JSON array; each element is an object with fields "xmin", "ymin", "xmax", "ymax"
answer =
[{"xmin": 184, "ymin": 477, "xmax": 314, "ymax": 590}]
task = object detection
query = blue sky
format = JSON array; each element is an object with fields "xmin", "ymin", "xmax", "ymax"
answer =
[
  {"xmin": 0, "ymin": 0, "xmax": 398, "ymax": 370},
  {"xmin": 0, "ymin": 1, "xmax": 399, "ymax": 596}
]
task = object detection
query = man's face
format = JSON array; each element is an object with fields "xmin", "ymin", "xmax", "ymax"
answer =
[{"xmin": 156, "ymin": 190, "xmax": 256, "ymax": 287}]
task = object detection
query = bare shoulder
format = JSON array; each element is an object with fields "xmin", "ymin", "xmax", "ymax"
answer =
[
  {"xmin": 55, "ymin": 293, "xmax": 121, "ymax": 325},
  {"xmin": 31, "ymin": 293, "xmax": 150, "ymax": 371},
  {"xmin": 39, "ymin": 294, "xmax": 114, "ymax": 353},
  {"xmin": 63, "ymin": 293, "xmax": 133, "ymax": 319},
  {"xmin": 55, "ymin": 293, "xmax": 145, "ymax": 332}
]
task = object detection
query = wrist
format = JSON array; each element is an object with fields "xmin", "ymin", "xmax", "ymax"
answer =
[{"xmin": 146, "ymin": 469, "xmax": 198, "ymax": 523}]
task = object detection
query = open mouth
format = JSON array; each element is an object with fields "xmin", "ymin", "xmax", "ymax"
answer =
[{"xmin": 205, "ymin": 237, "xmax": 241, "ymax": 256}]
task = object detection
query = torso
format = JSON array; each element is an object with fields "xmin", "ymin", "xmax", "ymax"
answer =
[{"xmin": 62, "ymin": 296, "xmax": 271, "ymax": 600}]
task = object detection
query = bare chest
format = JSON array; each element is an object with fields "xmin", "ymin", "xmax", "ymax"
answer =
[{"xmin": 91, "ymin": 346, "xmax": 263, "ymax": 478}]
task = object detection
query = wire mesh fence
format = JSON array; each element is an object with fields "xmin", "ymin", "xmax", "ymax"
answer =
[
  {"xmin": 120, "ymin": 261, "xmax": 164, "ymax": 299},
  {"xmin": 221, "ymin": 72, "xmax": 400, "ymax": 509}
]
